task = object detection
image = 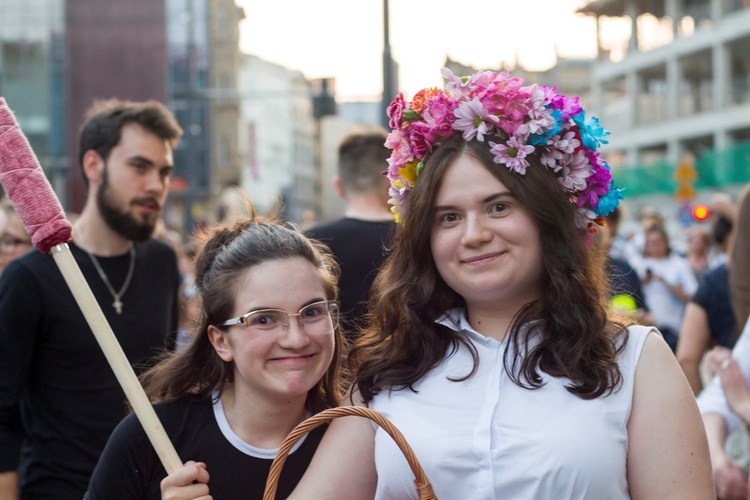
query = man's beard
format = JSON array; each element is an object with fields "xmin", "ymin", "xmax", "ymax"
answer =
[{"xmin": 96, "ymin": 165, "xmax": 160, "ymax": 242}]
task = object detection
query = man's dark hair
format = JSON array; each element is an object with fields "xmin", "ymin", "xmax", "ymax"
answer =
[
  {"xmin": 77, "ymin": 98, "xmax": 183, "ymax": 184},
  {"xmin": 337, "ymin": 128, "xmax": 389, "ymax": 195},
  {"xmin": 713, "ymin": 215, "xmax": 733, "ymax": 247}
]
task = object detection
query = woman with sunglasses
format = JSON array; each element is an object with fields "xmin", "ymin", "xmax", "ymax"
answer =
[{"xmin": 85, "ymin": 206, "xmax": 345, "ymax": 499}]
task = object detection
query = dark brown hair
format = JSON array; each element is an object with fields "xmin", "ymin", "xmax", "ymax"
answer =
[
  {"xmin": 337, "ymin": 128, "xmax": 390, "ymax": 195},
  {"xmin": 77, "ymin": 98, "xmax": 183, "ymax": 185},
  {"xmin": 141, "ymin": 207, "xmax": 345, "ymax": 414},
  {"xmin": 351, "ymin": 135, "xmax": 627, "ymax": 401}
]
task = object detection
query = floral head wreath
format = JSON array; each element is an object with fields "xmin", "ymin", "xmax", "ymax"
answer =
[{"xmin": 385, "ymin": 67, "xmax": 623, "ymax": 232}]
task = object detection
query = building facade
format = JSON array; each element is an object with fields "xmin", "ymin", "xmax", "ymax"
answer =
[
  {"xmin": 0, "ymin": 0, "xmax": 245, "ymax": 232},
  {"xmin": 579, "ymin": 0, "xmax": 750, "ymax": 203},
  {"xmin": 238, "ymin": 54, "xmax": 317, "ymax": 221}
]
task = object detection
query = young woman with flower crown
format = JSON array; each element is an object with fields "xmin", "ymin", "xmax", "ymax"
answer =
[
  {"xmin": 290, "ymin": 69, "xmax": 713, "ymax": 499},
  {"xmin": 85, "ymin": 206, "xmax": 345, "ymax": 499}
]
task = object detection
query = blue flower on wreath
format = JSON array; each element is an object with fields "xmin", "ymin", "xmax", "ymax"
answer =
[
  {"xmin": 594, "ymin": 185, "xmax": 624, "ymax": 216},
  {"xmin": 572, "ymin": 110, "xmax": 610, "ymax": 151}
]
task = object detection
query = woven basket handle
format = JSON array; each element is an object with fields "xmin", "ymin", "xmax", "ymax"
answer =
[{"xmin": 262, "ymin": 405, "xmax": 436, "ymax": 500}]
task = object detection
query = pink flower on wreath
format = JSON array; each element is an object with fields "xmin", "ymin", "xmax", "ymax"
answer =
[
  {"xmin": 558, "ymin": 150, "xmax": 592, "ymax": 191},
  {"xmin": 442, "ymin": 67, "xmax": 475, "ymax": 100},
  {"xmin": 385, "ymin": 129, "xmax": 413, "ymax": 179},
  {"xmin": 411, "ymin": 124, "xmax": 452, "ymax": 158},
  {"xmin": 388, "ymin": 93, "xmax": 407, "ymax": 129},
  {"xmin": 454, "ymin": 97, "xmax": 499, "ymax": 141},
  {"xmin": 490, "ymin": 136, "xmax": 535, "ymax": 174},
  {"xmin": 525, "ymin": 86, "xmax": 555, "ymax": 135},
  {"xmin": 553, "ymin": 129, "xmax": 581, "ymax": 155},
  {"xmin": 422, "ymin": 92, "xmax": 458, "ymax": 130}
]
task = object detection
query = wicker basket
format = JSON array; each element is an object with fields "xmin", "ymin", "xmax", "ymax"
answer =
[{"xmin": 262, "ymin": 405, "xmax": 436, "ymax": 500}]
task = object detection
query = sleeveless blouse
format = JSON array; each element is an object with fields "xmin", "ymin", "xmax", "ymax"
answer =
[{"xmin": 369, "ymin": 309, "xmax": 652, "ymax": 499}]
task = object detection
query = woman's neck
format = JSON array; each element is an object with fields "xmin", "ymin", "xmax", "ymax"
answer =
[
  {"xmin": 465, "ymin": 307, "xmax": 518, "ymax": 342},
  {"xmin": 220, "ymin": 385, "xmax": 308, "ymax": 449}
]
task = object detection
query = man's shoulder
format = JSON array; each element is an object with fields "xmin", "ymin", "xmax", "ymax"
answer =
[
  {"xmin": 137, "ymin": 238, "xmax": 179, "ymax": 265},
  {"xmin": 306, "ymin": 217, "xmax": 395, "ymax": 239},
  {"xmin": 3, "ymin": 248, "xmax": 55, "ymax": 279}
]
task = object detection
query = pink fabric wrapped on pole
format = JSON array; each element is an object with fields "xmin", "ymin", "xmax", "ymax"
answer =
[{"xmin": 0, "ymin": 97, "xmax": 72, "ymax": 253}]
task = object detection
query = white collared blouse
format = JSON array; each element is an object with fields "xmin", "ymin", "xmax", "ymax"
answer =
[{"xmin": 369, "ymin": 309, "xmax": 652, "ymax": 499}]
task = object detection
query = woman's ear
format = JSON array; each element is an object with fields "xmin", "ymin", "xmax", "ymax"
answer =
[{"xmin": 207, "ymin": 325, "xmax": 233, "ymax": 362}]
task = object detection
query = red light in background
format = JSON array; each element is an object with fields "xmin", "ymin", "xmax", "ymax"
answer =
[{"xmin": 692, "ymin": 204, "xmax": 710, "ymax": 221}]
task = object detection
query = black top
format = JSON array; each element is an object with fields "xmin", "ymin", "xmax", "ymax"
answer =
[
  {"xmin": 0, "ymin": 240, "xmax": 179, "ymax": 499},
  {"xmin": 85, "ymin": 398, "xmax": 327, "ymax": 500},
  {"xmin": 692, "ymin": 263, "xmax": 736, "ymax": 348},
  {"xmin": 306, "ymin": 217, "xmax": 395, "ymax": 338},
  {"xmin": 606, "ymin": 256, "xmax": 648, "ymax": 311}
]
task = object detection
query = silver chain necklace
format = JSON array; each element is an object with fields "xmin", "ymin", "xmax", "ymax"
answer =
[{"xmin": 86, "ymin": 246, "xmax": 136, "ymax": 314}]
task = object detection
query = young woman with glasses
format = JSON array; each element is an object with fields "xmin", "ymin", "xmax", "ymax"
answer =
[{"xmin": 85, "ymin": 206, "xmax": 345, "ymax": 499}]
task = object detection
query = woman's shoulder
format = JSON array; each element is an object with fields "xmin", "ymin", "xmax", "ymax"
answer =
[{"xmin": 616, "ymin": 325, "xmax": 656, "ymax": 377}]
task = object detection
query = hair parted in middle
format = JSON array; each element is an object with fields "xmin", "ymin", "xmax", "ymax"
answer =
[
  {"xmin": 351, "ymin": 134, "xmax": 628, "ymax": 403},
  {"xmin": 140, "ymin": 203, "xmax": 345, "ymax": 414}
]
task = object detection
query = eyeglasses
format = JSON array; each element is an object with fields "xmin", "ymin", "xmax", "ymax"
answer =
[
  {"xmin": 0, "ymin": 234, "xmax": 32, "ymax": 250},
  {"xmin": 218, "ymin": 300, "xmax": 340, "ymax": 336}
]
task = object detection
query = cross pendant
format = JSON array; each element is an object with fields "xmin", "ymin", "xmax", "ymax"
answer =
[{"xmin": 113, "ymin": 299, "xmax": 123, "ymax": 314}]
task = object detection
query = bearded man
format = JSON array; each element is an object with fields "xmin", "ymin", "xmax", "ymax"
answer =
[{"xmin": 0, "ymin": 99, "xmax": 183, "ymax": 500}]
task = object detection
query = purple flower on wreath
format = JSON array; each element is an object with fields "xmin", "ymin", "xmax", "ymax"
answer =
[{"xmin": 542, "ymin": 86, "xmax": 582, "ymax": 120}]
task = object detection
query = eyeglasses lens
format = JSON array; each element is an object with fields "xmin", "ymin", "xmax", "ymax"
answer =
[{"xmin": 244, "ymin": 301, "xmax": 339, "ymax": 335}]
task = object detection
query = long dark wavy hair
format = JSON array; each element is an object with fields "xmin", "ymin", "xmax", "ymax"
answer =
[
  {"xmin": 140, "ymin": 209, "xmax": 345, "ymax": 414},
  {"xmin": 352, "ymin": 135, "xmax": 628, "ymax": 402}
]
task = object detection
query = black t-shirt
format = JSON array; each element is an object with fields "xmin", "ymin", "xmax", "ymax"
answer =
[
  {"xmin": 306, "ymin": 217, "xmax": 395, "ymax": 337},
  {"xmin": 85, "ymin": 398, "xmax": 327, "ymax": 500},
  {"xmin": 0, "ymin": 240, "xmax": 179, "ymax": 499},
  {"xmin": 692, "ymin": 263, "xmax": 736, "ymax": 347}
]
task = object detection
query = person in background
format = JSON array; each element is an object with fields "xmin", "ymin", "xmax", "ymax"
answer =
[
  {"xmin": 86, "ymin": 209, "xmax": 345, "ymax": 499},
  {"xmin": 699, "ymin": 317, "xmax": 750, "ymax": 500},
  {"xmin": 305, "ymin": 128, "xmax": 395, "ymax": 340},
  {"xmin": 631, "ymin": 224, "xmax": 698, "ymax": 352},
  {"xmin": 730, "ymin": 185, "xmax": 750, "ymax": 335},
  {"xmin": 708, "ymin": 193, "xmax": 734, "ymax": 268},
  {"xmin": 600, "ymin": 207, "xmax": 652, "ymax": 325},
  {"xmin": 0, "ymin": 98, "xmax": 183, "ymax": 500},
  {"xmin": 622, "ymin": 206, "xmax": 665, "ymax": 262},
  {"xmin": 152, "ymin": 219, "xmax": 198, "ymax": 348},
  {"xmin": 0, "ymin": 202, "xmax": 32, "ymax": 276},
  {"xmin": 676, "ymin": 258, "xmax": 736, "ymax": 395},
  {"xmin": 290, "ymin": 68, "xmax": 712, "ymax": 499},
  {"xmin": 686, "ymin": 224, "xmax": 713, "ymax": 284}
]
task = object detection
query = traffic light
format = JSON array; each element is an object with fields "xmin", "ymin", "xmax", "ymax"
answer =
[{"xmin": 691, "ymin": 204, "xmax": 710, "ymax": 222}]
